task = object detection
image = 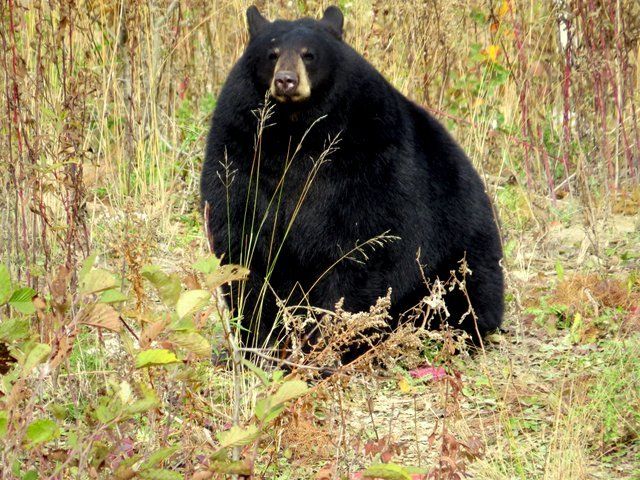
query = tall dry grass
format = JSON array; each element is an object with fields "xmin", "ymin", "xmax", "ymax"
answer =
[{"xmin": 1, "ymin": 0, "xmax": 638, "ymax": 286}]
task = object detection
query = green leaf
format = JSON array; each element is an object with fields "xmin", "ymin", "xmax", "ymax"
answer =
[
  {"xmin": 125, "ymin": 389, "xmax": 160, "ymax": 414},
  {"xmin": 21, "ymin": 343, "xmax": 51, "ymax": 377},
  {"xmin": 271, "ymin": 379, "xmax": 308, "ymax": 405},
  {"xmin": 361, "ymin": 463, "xmax": 412, "ymax": 480},
  {"xmin": 141, "ymin": 446, "xmax": 179, "ymax": 469},
  {"xmin": 0, "ymin": 410, "xmax": 8, "ymax": 439},
  {"xmin": 470, "ymin": 8, "xmax": 486, "ymax": 24},
  {"xmin": 135, "ymin": 349, "xmax": 180, "ymax": 368},
  {"xmin": 78, "ymin": 252, "xmax": 97, "ymax": 284},
  {"xmin": 169, "ymin": 315, "xmax": 195, "ymax": 332},
  {"xmin": 22, "ymin": 471, "xmax": 38, "ymax": 480},
  {"xmin": 569, "ymin": 312, "xmax": 584, "ymax": 344},
  {"xmin": 193, "ymin": 255, "xmax": 221, "ymax": 275},
  {"xmin": 25, "ymin": 419, "xmax": 59, "ymax": 446},
  {"xmin": 254, "ymin": 380, "xmax": 308, "ymax": 423},
  {"xmin": 216, "ymin": 424, "xmax": 260, "ymax": 448},
  {"xmin": 169, "ymin": 331, "xmax": 211, "ymax": 358},
  {"xmin": 141, "ymin": 266, "xmax": 182, "ymax": 307},
  {"xmin": 0, "ymin": 318, "xmax": 30, "ymax": 342},
  {"xmin": 99, "ymin": 288, "xmax": 128, "ymax": 304},
  {"xmin": 114, "ymin": 454, "xmax": 141, "ymax": 478},
  {"xmin": 175, "ymin": 290, "xmax": 210, "ymax": 319},
  {"xmin": 1, "ymin": 369, "xmax": 19, "ymax": 394},
  {"xmin": 138, "ymin": 469, "xmax": 183, "ymax": 480},
  {"xmin": 66, "ymin": 431, "xmax": 79, "ymax": 450},
  {"xmin": 8, "ymin": 288, "xmax": 36, "ymax": 314},
  {"xmin": 242, "ymin": 359, "xmax": 270, "ymax": 386},
  {"xmin": 209, "ymin": 460, "xmax": 252, "ymax": 475},
  {"xmin": 0, "ymin": 265, "xmax": 12, "ymax": 304},
  {"xmin": 254, "ymin": 398, "xmax": 284, "ymax": 424},
  {"xmin": 94, "ymin": 394, "xmax": 123, "ymax": 424},
  {"xmin": 555, "ymin": 260, "xmax": 565, "ymax": 282},
  {"xmin": 210, "ymin": 447, "xmax": 228, "ymax": 462},
  {"xmin": 79, "ymin": 269, "xmax": 117, "ymax": 295},
  {"xmin": 95, "ymin": 403, "xmax": 119, "ymax": 424},
  {"xmin": 90, "ymin": 441, "xmax": 111, "ymax": 468},
  {"xmin": 49, "ymin": 404, "xmax": 67, "ymax": 420}
]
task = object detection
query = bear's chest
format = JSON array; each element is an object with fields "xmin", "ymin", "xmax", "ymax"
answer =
[{"xmin": 260, "ymin": 158, "xmax": 391, "ymax": 258}]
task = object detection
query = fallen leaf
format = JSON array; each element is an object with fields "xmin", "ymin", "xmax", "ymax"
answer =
[
  {"xmin": 140, "ymin": 317, "xmax": 168, "ymax": 349},
  {"xmin": 79, "ymin": 304, "xmax": 122, "ymax": 332},
  {"xmin": 409, "ymin": 365, "xmax": 447, "ymax": 381},
  {"xmin": 315, "ymin": 463, "xmax": 334, "ymax": 480}
]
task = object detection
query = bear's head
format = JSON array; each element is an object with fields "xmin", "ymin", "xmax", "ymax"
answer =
[{"xmin": 244, "ymin": 6, "xmax": 344, "ymax": 104}]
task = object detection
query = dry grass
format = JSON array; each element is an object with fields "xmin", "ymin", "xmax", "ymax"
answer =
[
  {"xmin": 2, "ymin": 0, "xmax": 639, "ymax": 275},
  {"xmin": 1, "ymin": 0, "xmax": 639, "ymax": 479}
]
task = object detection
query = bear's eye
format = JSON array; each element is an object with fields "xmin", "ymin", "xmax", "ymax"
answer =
[
  {"xmin": 301, "ymin": 51, "xmax": 315, "ymax": 62},
  {"xmin": 268, "ymin": 51, "xmax": 279, "ymax": 61}
]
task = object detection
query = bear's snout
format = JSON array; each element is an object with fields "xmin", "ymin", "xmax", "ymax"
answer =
[
  {"xmin": 270, "ymin": 51, "xmax": 311, "ymax": 102},
  {"xmin": 274, "ymin": 71, "xmax": 299, "ymax": 96}
]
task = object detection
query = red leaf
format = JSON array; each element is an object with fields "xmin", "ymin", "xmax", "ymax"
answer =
[
  {"xmin": 409, "ymin": 365, "xmax": 447, "ymax": 381},
  {"xmin": 380, "ymin": 450, "xmax": 394, "ymax": 463}
]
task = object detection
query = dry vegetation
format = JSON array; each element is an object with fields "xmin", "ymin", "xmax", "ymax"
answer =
[{"xmin": 1, "ymin": 0, "xmax": 639, "ymax": 479}]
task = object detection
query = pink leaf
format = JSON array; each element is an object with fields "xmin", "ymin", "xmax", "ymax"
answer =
[{"xmin": 409, "ymin": 365, "xmax": 447, "ymax": 381}]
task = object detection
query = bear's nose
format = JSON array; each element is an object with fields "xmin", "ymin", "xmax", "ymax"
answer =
[{"xmin": 274, "ymin": 71, "xmax": 299, "ymax": 96}]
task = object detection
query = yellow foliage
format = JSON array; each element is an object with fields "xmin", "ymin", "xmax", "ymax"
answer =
[
  {"xmin": 398, "ymin": 378, "xmax": 412, "ymax": 394},
  {"xmin": 482, "ymin": 45, "xmax": 501, "ymax": 62},
  {"xmin": 498, "ymin": 0, "xmax": 513, "ymax": 19}
]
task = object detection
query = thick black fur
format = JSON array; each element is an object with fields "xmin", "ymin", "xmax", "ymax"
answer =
[{"xmin": 201, "ymin": 7, "xmax": 504, "ymax": 356}]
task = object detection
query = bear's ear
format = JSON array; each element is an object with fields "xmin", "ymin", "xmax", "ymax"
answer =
[
  {"xmin": 320, "ymin": 6, "xmax": 343, "ymax": 39},
  {"xmin": 246, "ymin": 6, "xmax": 269, "ymax": 39}
]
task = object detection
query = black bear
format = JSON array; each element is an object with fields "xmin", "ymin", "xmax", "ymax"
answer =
[{"xmin": 201, "ymin": 6, "xmax": 504, "ymax": 357}]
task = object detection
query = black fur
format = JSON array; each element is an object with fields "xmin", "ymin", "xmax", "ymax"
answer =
[{"xmin": 201, "ymin": 7, "xmax": 504, "ymax": 354}]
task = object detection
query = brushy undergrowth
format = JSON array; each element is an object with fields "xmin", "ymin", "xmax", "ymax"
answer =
[{"xmin": 1, "ymin": 0, "xmax": 639, "ymax": 479}]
